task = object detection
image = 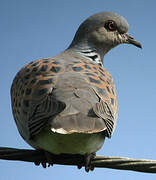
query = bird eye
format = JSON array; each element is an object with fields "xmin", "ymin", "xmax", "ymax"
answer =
[{"xmin": 105, "ymin": 21, "xmax": 117, "ymax": 31}]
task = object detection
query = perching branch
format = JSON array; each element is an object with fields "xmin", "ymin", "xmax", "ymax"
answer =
[{"xmin": 0, "ymin": 147, "xmax": 156, "ymax": 173}]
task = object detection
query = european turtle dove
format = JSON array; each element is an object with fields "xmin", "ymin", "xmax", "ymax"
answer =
[{"xmin": 11, "ymin": 12, "xmax": 142, "ymax": 172}]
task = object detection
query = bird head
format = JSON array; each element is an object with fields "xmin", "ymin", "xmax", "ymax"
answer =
[{"xmin": 70, "ymin": 12, "xmax": 142, "ymax": 58}]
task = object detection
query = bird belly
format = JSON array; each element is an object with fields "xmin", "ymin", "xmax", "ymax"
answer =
[{"xmin": 30, "ymin": 127, "xmax": 105, "ymax": 155}]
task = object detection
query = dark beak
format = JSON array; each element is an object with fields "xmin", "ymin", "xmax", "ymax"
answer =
[{"xmin": 125, "ymin": 34, "xmax": 142, "ymax": 48}]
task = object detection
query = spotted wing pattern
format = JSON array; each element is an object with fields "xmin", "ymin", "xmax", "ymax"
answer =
[
  {"xmin": 66, "ymin": 59, "xmax": 118, "ymax": 137},
  {"xmin": 11, "ymin": 56, "xmax": 118, "ymax": 141}
]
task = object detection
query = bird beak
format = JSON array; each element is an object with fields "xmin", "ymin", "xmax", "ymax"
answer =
[{"xmin": 125, "ymin": 33, "xmax": 142, "ymax": 48}]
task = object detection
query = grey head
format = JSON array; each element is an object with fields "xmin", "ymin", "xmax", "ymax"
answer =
[{"xmin": 68, "ymin": 12, "xmax": 142, "ymax": 65}]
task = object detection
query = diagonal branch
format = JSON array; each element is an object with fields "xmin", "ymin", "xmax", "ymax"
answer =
[{"xmin": 0, "ymin": 147, "xmax": 156, "ymax": 173}]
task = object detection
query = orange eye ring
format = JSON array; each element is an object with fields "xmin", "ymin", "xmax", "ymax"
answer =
[{"xmin": 105, "ymin": 20, "xmax": 117, "ymax": 31}]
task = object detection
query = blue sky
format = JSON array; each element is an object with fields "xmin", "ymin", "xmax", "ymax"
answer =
[{"xmin": 1, "ymin": 0, "xmax": 156, "ymax": 179}]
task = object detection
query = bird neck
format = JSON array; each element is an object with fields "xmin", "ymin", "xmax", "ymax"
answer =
[{"xmin": 67, "ymin": 41, "xmax": 104, "ymax": 66}]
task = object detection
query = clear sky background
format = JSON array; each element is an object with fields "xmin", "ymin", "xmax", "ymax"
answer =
[{"xmin": 1, "ymin": 0, "xmax": 156, "ymax": 179}]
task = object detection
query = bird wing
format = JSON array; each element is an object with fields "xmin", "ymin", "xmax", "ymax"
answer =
[
  {"xmin": 11, "ymin": 58, "xmax": 65, "ymax": 140},
  {"xmin": 11, "ymin": 57, "xmax": 117, "ymax": 141}
]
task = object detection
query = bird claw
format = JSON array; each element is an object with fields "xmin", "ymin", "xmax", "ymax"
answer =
[
  {"xmin": 77, "ymin": 153, "xmax": 96, "ymax": 172},
  {"xmin": 34, "ymin": 151, "xmax": 54, "ymax": 168},
  {"xmin": 34, "ymin": 151, "xmax": 95, "ymax": 172},
  {"xmin": 34, "ymin": 161, "xmax": 52, "ymax": 168},
  {"xmin": 84, "ymin": 153, "xmax": 95, "ymax": 172}
]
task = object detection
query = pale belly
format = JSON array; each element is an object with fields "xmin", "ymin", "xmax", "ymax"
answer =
[{"xmin": 29, "ymin": 127, "xmax": 105, "ymax": 155}]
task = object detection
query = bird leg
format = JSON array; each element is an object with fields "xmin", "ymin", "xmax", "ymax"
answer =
[
  {"xmin": 34, "ymin": 150, "xmax": 54, "ymax": 168},
  {"xmin": 78, "ymin": 152, "xmax": 96, "ymax": 172},
  {"xmin": 34, "ymin": 151, "xmax": 95, "ymax": 172}
]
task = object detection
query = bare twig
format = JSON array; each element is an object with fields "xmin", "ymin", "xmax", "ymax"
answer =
[{"xmin": 0, "ymin": 147, "xmax": 156, "ymax": 173}]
